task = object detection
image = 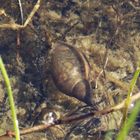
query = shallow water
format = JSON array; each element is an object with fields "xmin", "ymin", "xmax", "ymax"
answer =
[{"xmin": 0, "ymin": 0, "xmax": 140, "ymax": 139}]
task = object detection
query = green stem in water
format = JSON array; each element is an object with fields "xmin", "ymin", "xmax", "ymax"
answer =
[{"xmin": 0, "ymin": 57, "xmax": 20, "ymax": 140}]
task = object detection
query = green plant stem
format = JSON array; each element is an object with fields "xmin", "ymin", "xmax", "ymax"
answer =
[
  {"xmin": 122, "ymin": 67, "xmax": 140, "ymax": 124},
  {"xmin": 0, "ymin": 57, "xmax": 20, "ymax": 140},
  {"xmin": 117, "ymin": 100, "xmax": 140, "ymax": 140},
  {"xmin": 117, "ymin": 66, "xmax": 140, "ymax": 140}
]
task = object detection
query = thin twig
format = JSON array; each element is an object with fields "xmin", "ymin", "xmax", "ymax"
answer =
[
  {"xmin": 95, "ymin": 49, "xmax": 108, "ymax": 88},
  {"xmin": 0, "ymin": 0, "xmax": 41, "ymax": 30},
  {"xmin": 18, "ymin": 0, "xmax": 24, "ymax": 24},
  {"xmin": 2, "ymin": 91, "xmax": 140, "ymax": 138},
  {"xmin": 93, "ymin": 63, "xmax": 131, "ymax": 91},
  {"xmin": 23, "ymin": 0, "xmax": 41, "ymax": 28}
]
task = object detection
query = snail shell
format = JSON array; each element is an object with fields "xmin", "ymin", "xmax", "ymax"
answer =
[{"xmin": 51, "ymin": 41, "xmax": 93, "ymax": 106}]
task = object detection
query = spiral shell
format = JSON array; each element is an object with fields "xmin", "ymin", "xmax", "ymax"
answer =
[{"xmin": 51, "ymin": 41, "xmax": 93, "ymax": 106}]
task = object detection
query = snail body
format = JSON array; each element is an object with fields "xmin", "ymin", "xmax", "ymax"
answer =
[{"xmin": 51, "ymin": 41, "xmax": 93, "ymax": 106}]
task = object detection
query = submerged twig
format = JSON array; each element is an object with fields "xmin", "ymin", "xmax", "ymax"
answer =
[
  {"xmin": 18, "ymin": 0, "xmax": 24, "ymax": 24},
  {"xmin": 1, "ymin": 91, "xmax": 140, "ymax": 138},
  {"xmin": 0, "ymin": 0, "xmax": 41, "ymax": 30},
  {"xmin": 93, "ymin": 63, "xmax": 131, "ymax": 91}
]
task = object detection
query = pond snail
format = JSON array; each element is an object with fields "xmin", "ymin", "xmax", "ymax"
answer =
[{"xmin": 50, "ymin": 41, "xmax": 94, "ymax": 106}]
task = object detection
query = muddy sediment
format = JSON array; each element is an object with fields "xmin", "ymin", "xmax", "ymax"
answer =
[{"xmin": 0, "ymin": 0, "xmax": 140, "ymax": 139}]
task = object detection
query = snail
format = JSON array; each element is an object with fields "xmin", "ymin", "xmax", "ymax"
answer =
[{"xmin": 50, "ymin": 41, "xmax": 94, "ymax": 106}]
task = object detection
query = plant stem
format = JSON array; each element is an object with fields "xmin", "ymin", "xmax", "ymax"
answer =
[{"xmin": 0, "ymin": 57, "xmax": 20, "ymax": 140}]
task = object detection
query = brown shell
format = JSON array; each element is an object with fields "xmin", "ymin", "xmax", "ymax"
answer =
[{"xmin": 51, "ymin": 41, "xmax": 93, "ymax": 106}]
